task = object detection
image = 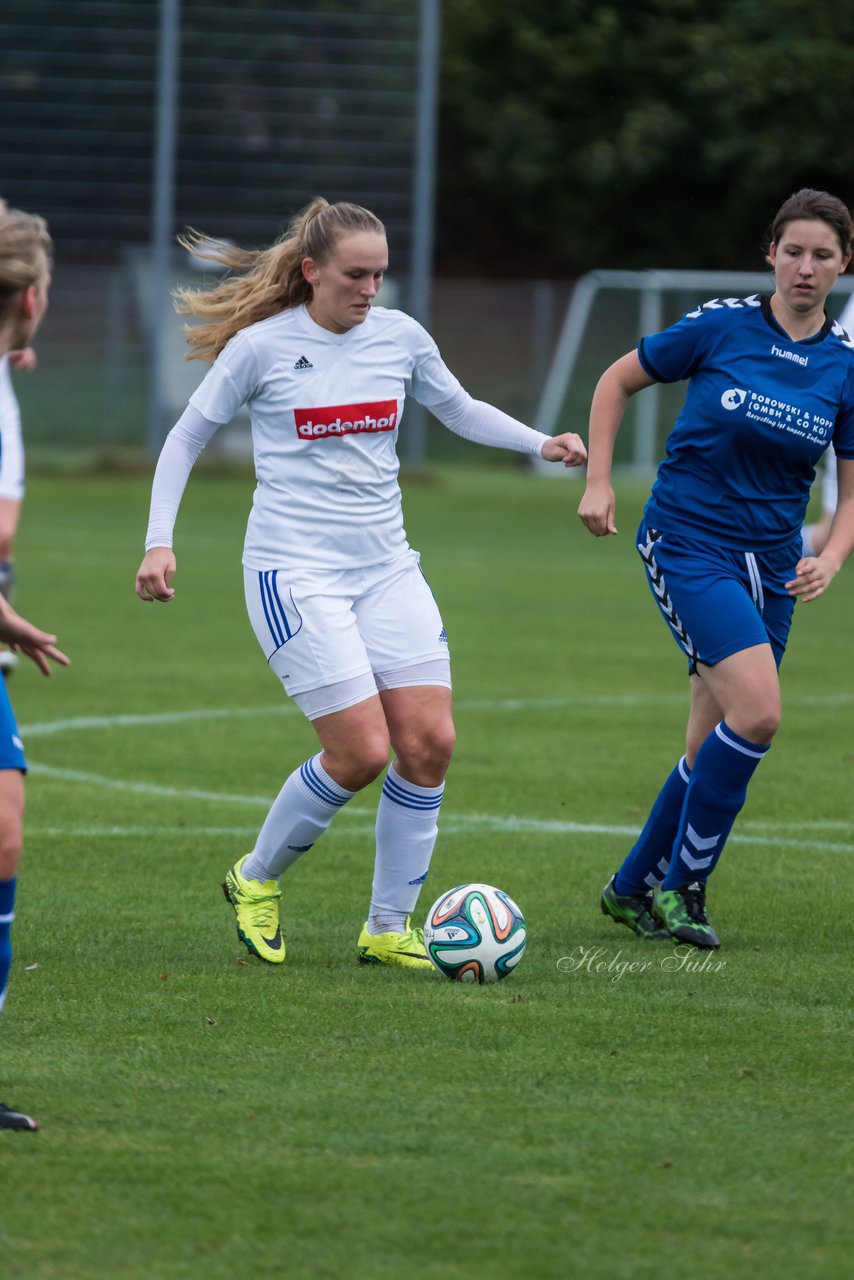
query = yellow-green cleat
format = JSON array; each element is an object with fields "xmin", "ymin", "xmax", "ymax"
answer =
[
  {"xmin": 357, "ymin": 917, "xmax": 433, "ymax": 970},
  {"xmin": 222, "ymin": 855, "xmax": 285, "ymax": 964}
]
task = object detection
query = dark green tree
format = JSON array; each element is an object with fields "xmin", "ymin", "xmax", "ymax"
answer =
[{"xmin": 438, "ymin": 0, "xmax": 854, "ymax": 274}]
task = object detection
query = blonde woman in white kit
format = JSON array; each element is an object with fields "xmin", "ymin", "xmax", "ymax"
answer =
[
  {"xmin": 136, "ymin": 198, "xmax": 586, "ymax": 970},
  {"xmin": 0, "ymin": 196, "xmax": 39, "ymax": 677}
]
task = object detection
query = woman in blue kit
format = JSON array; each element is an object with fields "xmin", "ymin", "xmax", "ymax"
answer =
[{"xmin": 578, "ymin": 188, "xmax": 854, "ymax": 949}]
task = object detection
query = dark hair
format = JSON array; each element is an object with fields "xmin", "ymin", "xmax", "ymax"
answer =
[{"xmin": 767, "ymin": 188, "xmax": 853, "ymax": 259}]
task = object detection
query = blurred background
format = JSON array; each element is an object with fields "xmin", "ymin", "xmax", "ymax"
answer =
[{"xmin": 3, "ymin": 0, "xmax": 854, "ymax": 469}]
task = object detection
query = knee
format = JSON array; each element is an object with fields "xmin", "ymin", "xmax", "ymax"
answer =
[
  {"xmin": 751, "ymin": 709, "xmax": 781, "ymax": 746},
  {"xmin": 751, "ymin": 689, "xmax": 782, "ymax": 743},
  {"xmin": 394, "ymin": 721, "xmax": 456, "ymax": 786},
  {"xmin": 729, "ymin": 701, "xmax": 781, "ymax": 747},
  {"xmin": 322, "ymin": 730, "xmax": 390, "ymax": 792},
  {"xmin": 0, "ymin": 824, "xmax": 23, "ymax": 879}
]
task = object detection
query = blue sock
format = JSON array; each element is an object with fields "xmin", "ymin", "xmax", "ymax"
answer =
[
  {"xmin": 662, "ymin": 722, "xmax": 769, "ymax": 889},
  {"xmin": 614, "ymin": 758, "xmax": 691, "ymax": 895},
  {"xmin": 0, "ymin": 877, "xmax": 17, "ymax": 1015}
]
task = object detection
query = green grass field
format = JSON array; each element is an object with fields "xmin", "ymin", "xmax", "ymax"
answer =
[{"xmin": 1, "ymin": 466, "xmax": 852, "ymax": 1279}]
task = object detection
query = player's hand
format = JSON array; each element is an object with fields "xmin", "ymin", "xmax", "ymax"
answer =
[
  {"xmin": 578, "ymin": 481, "xmax": 618, "ymax": 536},
  {"xmin": 136, "ymin": 547, "xmax": 177, "ymax": 602},
  {"xmin": 541, "ymin": 433, "xmax": 587, "ymax": 467},
  {"xmin": 785, "ymin": 553, "xmax": 839, "ymax": 603},
  {"xmin": 0, "ymin": 600, "xmax": 70, "ymax": 677},
  {"xmin": 8, "ymin": 347, "xmax": 37, "ymax": 373}
]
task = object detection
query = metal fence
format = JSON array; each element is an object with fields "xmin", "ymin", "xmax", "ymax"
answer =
[
  {"xmin": 2, "ymin": 0, "xmax": 450, "ymax": 457},
  {"xmin": 1, "ymin": 0, "xmax": 423, "ymax": 261}
]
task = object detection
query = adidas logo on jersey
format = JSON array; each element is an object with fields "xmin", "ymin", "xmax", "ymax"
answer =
[{"xmin": 293, "ymin": 355, "xmax": 313, "ymax": 370}]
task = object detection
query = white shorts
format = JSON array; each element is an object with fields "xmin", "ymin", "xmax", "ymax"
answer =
[{"xmin": 243, "ymin": 550, "xmax": 451, "ymax": 718}]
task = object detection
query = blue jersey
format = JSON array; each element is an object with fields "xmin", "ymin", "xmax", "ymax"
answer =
[{"xmin": 639, "ymin": 294, "xmax": 854, "ymax": 550}]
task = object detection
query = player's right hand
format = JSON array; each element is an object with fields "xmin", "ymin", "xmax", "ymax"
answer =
[
  {"xmin": 578, "ymin": 482, "xmax": 618, "ymax": 536},
  {"xmin": 0, "ymin": 599, "xmax": 70, "ymax": 676},
  {"xmin": 136, "ymin": 547, "xmax": 177, "ymax": 602},
  {"xmin": 8, "ymin": 347, "xmax": 37, "ymax": 373}
]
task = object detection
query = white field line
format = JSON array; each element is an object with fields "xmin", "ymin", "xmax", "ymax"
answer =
[
  {"xmin": 20, "ymin": 707, "xmax": 295, "ymax": 738},
  {"xmin": 20, "ymin": 689, "xmax": 854, "ymax": 741},
  {"xmin": 27, "ymin": 762, "xmax": 274, "ymax": 807},
  {"xmin": 20, "ymin": 698, "xmax": 659, "ymax": 739},
  {"xmin": 23, "ymin": 765, "xmax": 854, "ymax": 852},
  {"xmin": 21, "ymin": 700, "xmax": 854, "ymax": 851}
]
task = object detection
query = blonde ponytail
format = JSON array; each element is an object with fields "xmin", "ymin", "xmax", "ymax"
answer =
[
  {"xmin": 0, "ymin": 210, "xmax": 52, "ymax": 321},
  {"xmin": 175, "ymin": 197, "xmax": 385, "ymax": 361}
]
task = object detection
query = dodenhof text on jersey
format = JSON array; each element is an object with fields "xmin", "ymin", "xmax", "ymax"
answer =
[{"xmin": 294, "ymin": 400, "xmax": 398, "ymax": 440}]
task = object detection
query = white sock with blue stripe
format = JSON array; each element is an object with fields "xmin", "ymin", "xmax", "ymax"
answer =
[
  {"xmin": 241, "ymin": 753, "xmax": 354, "ymax": 883},
  {"xmin": 368, "ymin": 764, "xmax": 444, "ymax": 935}
]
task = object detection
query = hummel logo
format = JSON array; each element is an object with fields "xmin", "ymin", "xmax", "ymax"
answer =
[
  {"xmin": 771, "ymin": 343, "xmax": 808, "ymax": 368},
  {"xmin": 294, "ymin": 355, "xmax": 313, "ymax": 370}
]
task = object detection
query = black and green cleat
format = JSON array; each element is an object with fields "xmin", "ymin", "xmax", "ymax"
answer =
[
  {"xmin": 600, "ymin": 874, "xmax": 670, "ymax": 941},
  {"xmin": 653, "ymin": 881, "xmax": 721, "ymax": 949}
]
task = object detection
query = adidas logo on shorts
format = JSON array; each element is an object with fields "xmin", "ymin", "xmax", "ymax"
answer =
[{"xmin": 294, "ymin": 355, "xmax": 313, "ymax": 370}]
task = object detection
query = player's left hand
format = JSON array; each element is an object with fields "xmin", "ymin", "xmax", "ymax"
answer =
[
  {"xmin": 541, "ymin": 433, "xmax": 587, "ymax": 467},
  {"xmin": 785, "ymin": 554, "xmax": 839, "ymax": 603}
]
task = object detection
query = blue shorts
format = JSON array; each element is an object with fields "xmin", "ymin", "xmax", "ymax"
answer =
[
  {"xmin": 0, "ymin": 676, "xmax": 26, "ymax": 771},
  {"xmin": 636, "ymin": 522, "xmax": 798, "ymax": 671}
]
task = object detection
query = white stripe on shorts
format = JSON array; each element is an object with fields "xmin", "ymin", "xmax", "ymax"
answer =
[
  {"xmin": 637, "ymin": 528, "xmax": 698, "ymax": 663},
  {"xmin": 744, "ymin": 552, "xmax": 764, "ymax": 613}
]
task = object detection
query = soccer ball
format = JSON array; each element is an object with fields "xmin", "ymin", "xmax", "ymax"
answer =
[{"xmin": 423, "ymin": 883, "xmax": 526, "ymax": 983}]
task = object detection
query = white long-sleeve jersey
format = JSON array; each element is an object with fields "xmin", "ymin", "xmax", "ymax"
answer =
[
  {"xmin": 145, "ymin": 303, "xmax": 550, "ymax": 571},
  {"xmin": 0, "ymin": 356, "xmax": 24, "ymax": 501}
]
